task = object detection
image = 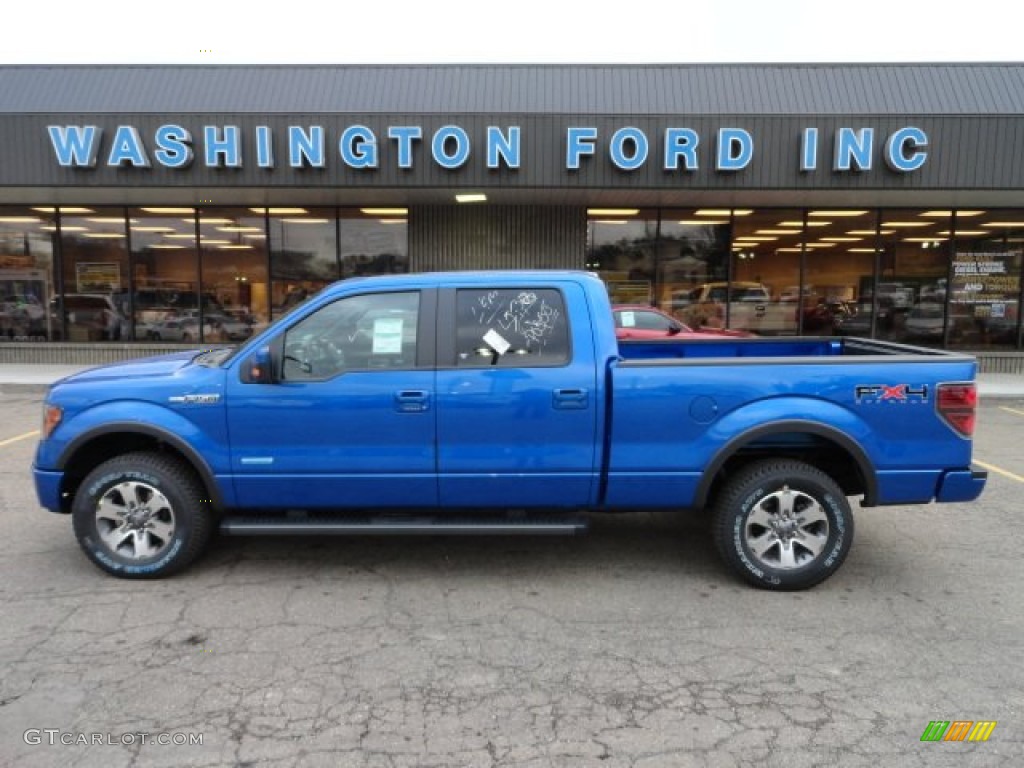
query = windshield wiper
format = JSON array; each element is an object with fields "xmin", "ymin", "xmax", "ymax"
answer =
[{"xmin": 193, "ymin": 348, "xmax": 234, "ymax": 367}]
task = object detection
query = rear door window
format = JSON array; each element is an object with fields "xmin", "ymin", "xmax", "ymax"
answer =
[{"xmin": 455, "ymin": 288, "xmax": 569, "ymax": 366}]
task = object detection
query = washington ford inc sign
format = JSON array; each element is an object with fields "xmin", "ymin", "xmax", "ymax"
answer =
[{"xmin": 46, "ymin": 124, "xmax": 929, "ymax": 174}]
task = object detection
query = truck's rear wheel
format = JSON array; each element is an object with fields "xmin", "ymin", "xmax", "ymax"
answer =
[
  {"xmin": 71, "ymin": 452, "xmax": 213, "ymax": 578},
  {"xmin": 712, "ymin": 459, "xmax": 853, "ymax": 590}
]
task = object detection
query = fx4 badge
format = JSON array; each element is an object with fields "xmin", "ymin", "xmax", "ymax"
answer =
[{"xmin": 855, "ymin": 384, "xmax": 929, "ymax": 404}]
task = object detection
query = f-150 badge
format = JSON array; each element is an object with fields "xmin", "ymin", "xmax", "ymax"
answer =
[{"xmin": 168, "ymin": 394, "xmax": 221, "ymax": 405}]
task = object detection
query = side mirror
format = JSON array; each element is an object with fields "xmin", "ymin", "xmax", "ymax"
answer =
[
  {"xmin": 668, "ymin": 323, "xmax": 683, "ymax": 336},
  {"xmin": 243, "ymin": 345, "xmax": 275, "ymax": 384}
]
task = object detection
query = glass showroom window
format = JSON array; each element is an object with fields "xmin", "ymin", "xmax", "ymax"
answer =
[
  {"xmin": 0, "ymin": 206, "xmax": 58, "ymax": 342},
  {"xmin": 60, "ymin": 208, "xmax": 130, "ymax": 342},
  {"xmin": 586, "ymin": 209, "xmax": 659, "ymax": 306},
  {"xmin": 797, "ymin": 208, "xmax": 877, "ymax": 339},
  {"xmin": 269, "ymin": 207, "xmax": 338, "ymax": 320},
  {"xmin": 729, "ymin": 209, "xmax": 803, "ymax": 335},
  {"xmin": 657, "ymin": 209, "xmax": 730, "ymax": 323},
  {"xmin": 199, "ymin": 208, "xmax": 270, "ymax": 344},
  {"xmin": 340, "ymin": 208, "xmax": 408, "ymax": 279},
  {"xmin": 950, "ymin": 209, "xmax": 1023, "ymax": 349},
  {"xmin": 873, "ymin": 209, "xmax": 951, "ymax": 347},
  {"xmin": 128, "ymin": 207, "xmax": 200, "ymax": 341}
]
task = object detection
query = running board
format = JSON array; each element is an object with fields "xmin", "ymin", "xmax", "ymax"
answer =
[{"xmin": 220, "ymin": 513, "xmax": 589, "ymax": 536}]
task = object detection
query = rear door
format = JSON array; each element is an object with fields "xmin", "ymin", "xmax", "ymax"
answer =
[{"xmin": 434, "ymin": 283, "xmax": 600, "ymax": 508}]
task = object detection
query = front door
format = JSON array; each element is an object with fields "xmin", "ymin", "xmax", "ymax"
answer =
[{"xmin": 226, "ymin": 289, "xmax": 438, "ymax": 509}]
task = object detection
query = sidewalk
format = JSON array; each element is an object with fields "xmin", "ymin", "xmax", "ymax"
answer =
[
  {"xmin": 975, "ymin": 373, "xmax": 1024, "ymax": 399},
  {"xmin": 2, "ymin": 363, "xmax": 1023, "ymax": 399},
  {"xmin": 0, "ymin": 365, "xmax": 87, "ymax": 386}
]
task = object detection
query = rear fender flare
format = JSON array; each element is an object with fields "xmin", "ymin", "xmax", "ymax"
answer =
[{"xmin": 694, "ymin": 419, "xmax": 877, "ymax": 508}]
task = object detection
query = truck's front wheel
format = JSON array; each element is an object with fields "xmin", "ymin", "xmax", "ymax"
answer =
[
  {"xmin": 712, "ymin": 459, "xmax": 853, "ymax": 590},
  {"xmin": 71, "ymin": 452, "xmax": 213, "ymax": 578}
]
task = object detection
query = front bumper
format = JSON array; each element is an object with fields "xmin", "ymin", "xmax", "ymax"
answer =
[
  {"xmin": 33, "ymin": 465, "xmax": 65, "ymax": 513},
  {"xmin": 935, "ymin": 467, "xmax": 988, "ymax": 503}
]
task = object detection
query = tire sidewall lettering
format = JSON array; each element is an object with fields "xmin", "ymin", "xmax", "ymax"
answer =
[
  {"xmin": 83, "ymin": 533, "xmax": 184, "ymax": 575},
  {"xmin": 731, "ymin": 516, "xmax": 765, "ymax": 579},
  {"xmin": 87, "ymin": 470, "xmax": 161, "ymax": 498}
]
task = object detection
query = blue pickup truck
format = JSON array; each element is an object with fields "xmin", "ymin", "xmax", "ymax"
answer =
[{"xmin": 33, "ymin": 271, "xmax": 986, "ymax": 589}]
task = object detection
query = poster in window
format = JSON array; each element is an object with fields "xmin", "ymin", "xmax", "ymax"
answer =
[{"xmin": 76, "ymin": 262, "xmax": 121, "ymax": 293}]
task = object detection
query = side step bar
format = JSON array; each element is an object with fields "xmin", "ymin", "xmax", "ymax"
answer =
[{"xmin": 220, "ymin": 513, "xmax": 589, "ymax": 536}]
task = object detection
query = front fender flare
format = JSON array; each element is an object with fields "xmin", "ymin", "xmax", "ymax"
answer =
[{"xmin": 57, "ymin": 420, "xmax": 226, "ymax": 510}]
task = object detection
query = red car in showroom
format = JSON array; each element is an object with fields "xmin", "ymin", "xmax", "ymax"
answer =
[{"xmin": 612, "ymin": 305, "xmax": 754, "ymax": 340}]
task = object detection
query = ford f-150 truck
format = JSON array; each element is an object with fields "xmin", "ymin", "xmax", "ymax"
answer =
[{"xmin": 33, "ymin": 271, "xmax": 986, "ymax": 589}]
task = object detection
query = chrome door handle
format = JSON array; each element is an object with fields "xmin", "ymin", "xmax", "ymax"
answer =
[{"xmin": 395, "ymin": 390, "xmax": 430, "ymax": 413}]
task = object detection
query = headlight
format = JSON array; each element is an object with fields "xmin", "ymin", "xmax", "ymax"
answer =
[{"xmin": 42, "ymin": 404, "xmax": 63, "ymax": 439}]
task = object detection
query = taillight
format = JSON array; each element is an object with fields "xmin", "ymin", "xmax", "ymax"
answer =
[{"xmin": 937, "ymin": 383, "xmax": 977, "ymax": 437}]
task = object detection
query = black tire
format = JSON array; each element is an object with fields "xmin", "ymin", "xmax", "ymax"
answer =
[
  {"xmin": 712, "ymin": 459, "xmax": 853, "ymax": 590},
  {"xmin": 72, "ymin": 452, "xmax": 213, "ymax": 578}
]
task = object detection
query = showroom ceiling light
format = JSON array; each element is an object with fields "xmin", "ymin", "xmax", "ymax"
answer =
[
  {"xmin": 361, "ymin": 208, "xmax": 408, "ymax": 216},
  {"xmin": 588, "ymin": 208, "xmax": 638, "ymax": 216}
]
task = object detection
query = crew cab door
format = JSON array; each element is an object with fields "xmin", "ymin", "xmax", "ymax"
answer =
[
  {"xmin": 434, "ymin": 284, "xmax": 600, "ymax": 508},
  {"xmin": 225, "ymin": 289, "xmax": 438, "ymax": 508}
]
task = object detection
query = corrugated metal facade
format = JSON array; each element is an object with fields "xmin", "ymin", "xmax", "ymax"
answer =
[
  {"xmin": 410, "ymin": 206, "xmax": 586, "ymax": 271},
  {"xmin": 2, "ymin": 64, "xmax": 1024, "ymax": 115}
]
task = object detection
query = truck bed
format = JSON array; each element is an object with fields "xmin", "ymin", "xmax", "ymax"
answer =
[
  {"xmin": 617, "ymin": 335, "xmax": 973, "ymax": 362},
  {"xmin": 605, "ymin": 337, "xmax": 979, "ymax": 511}
]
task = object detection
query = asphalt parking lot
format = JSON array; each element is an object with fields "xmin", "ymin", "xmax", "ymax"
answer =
[{"xmin": 1, "ymin": 388, "xmax": 1022, "ymax": 767}]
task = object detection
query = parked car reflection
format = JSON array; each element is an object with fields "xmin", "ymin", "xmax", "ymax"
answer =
[
  {"xmin": 612, "ymin": 305, "xmax": 753, "ymax": 340},
  {"xmin": 50, "ymin": 294, "xmax": 128, "ymax": 341},
  {"xmin": 904, "ymin": 302, "xmax": 946, "ymax": 342}
]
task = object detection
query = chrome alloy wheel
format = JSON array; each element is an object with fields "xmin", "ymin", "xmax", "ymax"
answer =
[
  {"xmin": 94, "ymin": 481, "xmax": 176, "ymax": 560},
  {"xmin": 743, "ymin": 485, "xmax": 830, "ymax": 570}
]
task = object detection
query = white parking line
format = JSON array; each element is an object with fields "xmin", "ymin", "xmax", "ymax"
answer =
[
  {"xmin": 999, "ymin": 406, "xmax": 1024, "ymax": 418},
  {"xmin": 0, "ymin": 430, "xmax": 40, "ymax": 448},
  {"xmin": 975, "ymin": 459, "xmax": 1024, "ymax": 484}
]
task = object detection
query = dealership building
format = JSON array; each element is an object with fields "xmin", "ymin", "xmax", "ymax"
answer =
[{"xmin": 0, "ymin": 63, "xmax": 1022, "ymax": 364}]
